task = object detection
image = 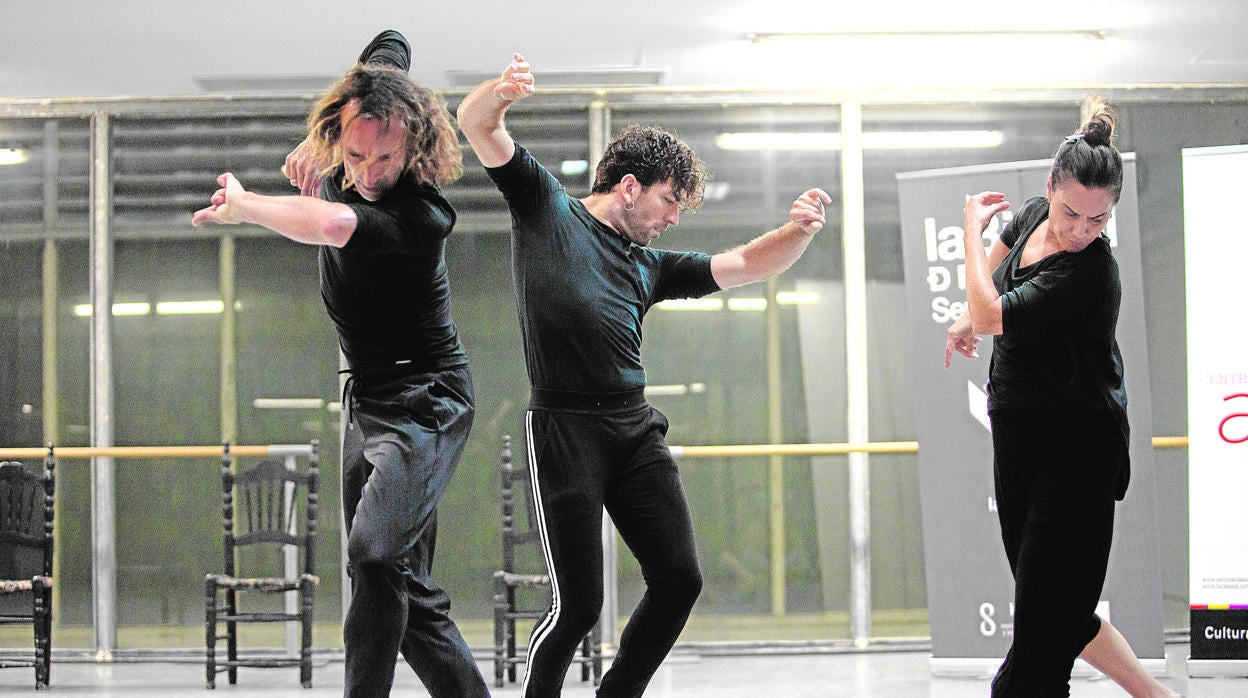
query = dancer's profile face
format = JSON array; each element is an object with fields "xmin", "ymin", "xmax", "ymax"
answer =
[{"xmin": 619, "ymin": 179, "xmax": 682, "ymax": 247}]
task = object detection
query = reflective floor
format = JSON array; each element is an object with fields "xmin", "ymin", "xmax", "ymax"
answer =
[{"xmin": 0, "ymin": 643, "xmax": 1242, "ymax": 696}]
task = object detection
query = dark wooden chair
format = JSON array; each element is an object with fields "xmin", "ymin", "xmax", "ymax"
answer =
[
  {"xmin": 492, "ymin": 434, "xmax": 602, "ymax": 687},
  {"xmin": 205, "ymin": 441, "xmax": 319, "ymax": 689},
  {"xmin": 0, "ymin": 446, "xmax": 56, "ymax": 690}
]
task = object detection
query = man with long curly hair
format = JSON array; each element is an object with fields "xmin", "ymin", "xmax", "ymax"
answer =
[{"xmin": 193, "ymin": 30, "xmax": 489, "ymax": 698}]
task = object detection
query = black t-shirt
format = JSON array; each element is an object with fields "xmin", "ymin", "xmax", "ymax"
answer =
[
  {"xmin": 486, "ymin": 144, "xmax": 720, "ymax": 393},
  {"xmin": 988, "ymin": 196, "xmax": 1130, "ymax": 480},
  {"xmin": 318, "ymin": 171, "xmax": 467, "ymax": 373}
]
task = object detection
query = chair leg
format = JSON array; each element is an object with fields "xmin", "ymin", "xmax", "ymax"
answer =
[
  {"xmin": 492, "ymin": 572, "xmax": 507, "ymax": 688},
  {"xmin": 590, "ymin": 619, "xmax": 603, "ymax": 686},
  {"xmin": 580, "ymin": 632, "xmax": 590, "ymax": 682},
  {"xmin": 34, "ymin": 578, "xmax": 49, "ymax": 690},
  {"xmin": 205, "ymin": 578, "xmax": 217, "ymax": 689},
  {"xmin": 300, "ymin": 581, "xmax": 314, "ymax": 688},
  {"xmin": 225, "ymin": 589, "xmax": 238, "ymax": 685},
  {"xmin": 45, "ymin": 583, "xmax": 53, "ymax": 689}
]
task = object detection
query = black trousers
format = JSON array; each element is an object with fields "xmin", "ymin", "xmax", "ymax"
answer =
[
  {"xmin": 522, "ymin": 392, "xmax": 703, "ymax": 698},
  {"xmin": 989, "ymin": 408, "xmax": 1124, "ymax": 697},
  {"xmin": 340, "ymin": 366, "xmax": 489, "ymax": 698}
]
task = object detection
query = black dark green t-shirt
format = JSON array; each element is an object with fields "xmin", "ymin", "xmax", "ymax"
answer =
[
  {"xmin": 318, "ymin": 172, "xmax": 467, "ymax": 373},
  {"xmin": 486, "ymin": 144, "xmax": 720, "ymax": 393},
  {"xmin": 988, "ymin": 195, "xmax": 1129, "ymax": 458}
]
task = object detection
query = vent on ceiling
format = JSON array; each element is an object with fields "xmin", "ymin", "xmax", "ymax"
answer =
[
  {"xmin": 446, "ymin": 67, "xmax": 666, "ymax": 89},
  {"xmin": 194, "ymin": 75, "xmax": 339, "ymax": 94}
]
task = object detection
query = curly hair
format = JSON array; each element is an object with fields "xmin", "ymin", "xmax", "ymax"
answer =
[
  {"xmin": 1050, "ymin": 99, "xmax": 1123, "ymax": 203},
  {"xmin": 591, "ymin": 124, "xmax": 709, "ymax": 211},
  {"xmin": 305, "ymin": 63, "xmax": 462, "ymax": 189}
]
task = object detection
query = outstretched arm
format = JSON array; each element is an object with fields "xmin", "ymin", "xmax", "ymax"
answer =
[
  {"xmin": 710, "ymin": 188, "xmax": 832, "ymax": 289},
  {"xmin": 457, "ymin": 52, "xmax": 534, "ymax": 168},
  {"xmin": 191, "ymin": 172, "xmax": 358, "ymax": 247}
]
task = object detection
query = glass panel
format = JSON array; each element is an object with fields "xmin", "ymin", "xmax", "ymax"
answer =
[
  {"xmin": 0, "ymin": 95, "xmax": 1238, "ymax": 652},
  {"xmin": 609, "ymin": 104, "xmax": 844, "ymax": 640}
]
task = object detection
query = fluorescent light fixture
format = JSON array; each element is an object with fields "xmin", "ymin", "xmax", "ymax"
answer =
[
  {"xmin": 73, "ymin": 302, "xmax": 151, "ymax": 317},
  {"xmin": 194, "ymin": 74, "xmax": 338, "ymax": 93},
  {"xmin": 156, "ymin": 300, "xmax": 225, "ymax": 315},
  {"xmin": 703, "ymin": 182, "xmax": 732, "ymax": 202},
  {"xmin": 253, "ymin": 398, "xmax": 325, "ymax": 410},
  {"xmin": 655, "ymin": 298, "xmax": 724, "ymax": 311},
  {"xmin": 716, "ymin": 130, "xmax": 1003, "ymax": 151},
  {"xmin": 644, "ymin": 383, "xmax": 708, "ymax": 397},
  {"xmin": 561, "ymin": 160, "xmax": 589, "ymax": 177},
  {"xmin": 777, "ymin": 290, "xmax": 820, "ymax": 305},
  {"xmin": 746, "ymin": 29, "xmax": 1107, "ymax": 43},
  {"xmin": 446, "ymin": 67, "xmax": 666, "ymax": 88},
  {"xmin": 0, "ymin": 148, "xmax": 28, "ymax": 166},
  {"xmin": 727, "ymin": 297, "xmax": 768, "ymax": 312}
]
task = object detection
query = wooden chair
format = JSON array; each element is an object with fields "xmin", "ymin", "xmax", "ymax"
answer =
[
  {"xmin": 492, "ymin": 434, "xmax": 602, "ymax": 687},
  {"xmin": 0, "ymin": 446, "xmax": 56, "ymax": 690},
  {"xmin": 205, "ymin": 442, "xmax": 319, "ymax": 688}
]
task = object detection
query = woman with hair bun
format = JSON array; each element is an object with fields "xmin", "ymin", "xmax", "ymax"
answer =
[{"xmin": 945, "ymin": 102, "xmax": 1179, "ymax": 697}]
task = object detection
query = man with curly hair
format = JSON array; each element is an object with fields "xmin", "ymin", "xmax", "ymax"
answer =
[
  {"xmin": 458, "ymin": 53, "xmax": 832, "ymax": 697},
  {"xmin": 193, "ymin": 30, "xmax": 489, "ymax": 698}
]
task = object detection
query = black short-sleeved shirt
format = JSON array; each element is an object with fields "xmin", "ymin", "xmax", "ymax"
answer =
[
  {"xmin": 318, "ymin": 170, "xmax": 467, "ymax": 373},
  {"xmin": 486, "ymin": 144, "xmax": 720, "ymax": 393},
  {"xmin": 988, "ymin": 196, "xmax": 1130, "ymax": 470}
]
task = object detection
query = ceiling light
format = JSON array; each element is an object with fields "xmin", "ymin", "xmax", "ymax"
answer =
[
  {"xmin": 73, "ymin": 302, "xmax": 151, "ymax": 317},
  {"xmin": 777, "ymin": 290, "xmax": 820, "ymax": 305},
  {"xmin": 561, "ymin": 160, "xmax": 589, "ymax": 176},
  {"xmin": 156, "ymin": 300, "xmax": 225, "ymax": 315},
  {"xmin": 703, "ymin": 182, "xmax": 732, "ymax": 202},
  {"xmin": 194, "ymin": 75, "xmax": 337, "ymax": 94},
  {"xmin": 727, "ymin": 297, "xmax": 768, "ymax": 312},
  {"xmin": 716, "ymin": 130, "xmax": 1003, "ymax": 151},
  {"xmin": 253, "ymin": 398, "xmax": 325, "ymax": 410},
  {"xmin": 0, "ymin": 148, "xmax": 28, "ymax": 166},
  {"xmin": 745, "ymin": 29, "xmax": 1107, "ymax": 43},
  {"xmin": 446, "ymin": 68, "xmax": 667, "ymax": 88},
  {"xmin": 656, "ymin": 298, "xmax": 724, "ymax": 311},
  {"xmin": 645, "ymin": 383, "xmax": 708, "ymax": 397}
]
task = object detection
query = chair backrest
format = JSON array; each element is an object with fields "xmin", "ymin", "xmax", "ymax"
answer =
[
  {"xmin": 0, "ymin": 449, "xmax": 55, "ymax": 582},
  {"xmin": 220, "ymin": 442, "xmax": 319, "ymax": 579},
  {"xmin": 498, "ymin": 435, "xmax": 544, "ymax": 575}
]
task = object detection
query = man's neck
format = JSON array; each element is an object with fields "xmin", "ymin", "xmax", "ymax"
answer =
[{"xmin": 581, "ymin": 193, "xmax": 622, "ymax": 236}]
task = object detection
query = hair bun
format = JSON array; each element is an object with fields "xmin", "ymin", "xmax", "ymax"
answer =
[{"xmin": 1080, "ymin": 102, "xmax": 1117, "ymax": 148}]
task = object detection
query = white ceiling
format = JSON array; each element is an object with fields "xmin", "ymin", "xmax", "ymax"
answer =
[{"xmin": 2, "ymin": 0, "xmax": 1247, "ymax": 100}]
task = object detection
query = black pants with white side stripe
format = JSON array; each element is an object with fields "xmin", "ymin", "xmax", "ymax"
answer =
[{"xmin": 522, "ymin": 390, "xmax": 703, "ymax": 698}]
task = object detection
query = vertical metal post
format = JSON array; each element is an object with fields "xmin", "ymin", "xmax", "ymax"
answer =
[
  {"xmin": 766, "ymin": 275, "xmax": 786, "ymax": 616},
  {"xmin": 753, "ymin": 125, "xmax": 788, "ymax": 617},
  {"xmin": 41, "ymin": 120, "xmax": 62, "ymax": 629},
  {"xmin": 587, "ymin": 99, "xmax": 619, "ymax": 645},
  {"xmin": 283, "ymin": 454, "xmax": 298, "ymax": 656},
  {"xmin": 88, "ymin": 111, "xmax": 118, "ymax": 659},
  {"xmin": 219, "ymin": 233, "xmax": 237, "ymax": 444},
  {"xmin": 840, "ymin": 100, "xmax": 872, "ymax": 646}
]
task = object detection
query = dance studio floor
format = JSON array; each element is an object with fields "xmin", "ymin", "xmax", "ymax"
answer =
[{"xmin": 0, "ymin": 642, "xmax": 1243, "ymax": 697}]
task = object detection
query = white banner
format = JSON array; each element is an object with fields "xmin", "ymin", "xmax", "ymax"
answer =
[{"xmin": 1183, "ymin": 145, "xmax": 1248, "ymax": 672}]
